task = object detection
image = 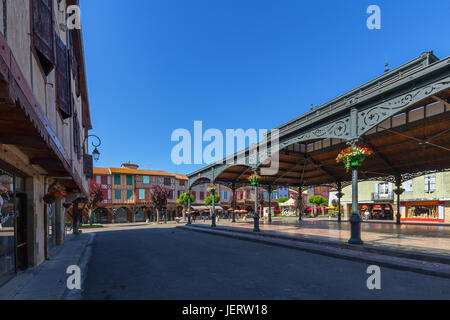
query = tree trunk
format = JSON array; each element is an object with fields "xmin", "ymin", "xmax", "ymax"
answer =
[
  {"xmin": 72, "ymin": 203, "xmax": 80, "ymax": 235},
  {"xmin": 89, "ymin": 208, "xmax": 93, "ymax": 226},
  {"xmin": 156, "ymin": 208, "xmax": 160, "ymax": 224},
  {"xmin": 182, "ymin": 206, "xmax": 186, "ymax": 221}
]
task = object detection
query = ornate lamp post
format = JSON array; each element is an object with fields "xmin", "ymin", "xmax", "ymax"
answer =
[
  {"xmin": 336, "ymin": 145, "xmax": 373, "ymax": 244},
  {"xmin": 83, "ymin": 134, "xmax": 102, "ymax": 161},
  {"xmin": 207, "ymin": 185, "xmax": 217, "ymax": 228},
  {"xmin": 249, "ymin": 172, "xmax": 261, "ymax": 232}
]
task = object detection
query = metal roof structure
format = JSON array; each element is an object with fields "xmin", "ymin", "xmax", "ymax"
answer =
[{"xmin": 187, "ymin": 52, "xmax": 450, "ymax": 190}]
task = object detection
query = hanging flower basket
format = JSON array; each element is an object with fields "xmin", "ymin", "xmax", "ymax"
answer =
[
  {"xmin": 43, "ymin": 191, "xmax": 66, "ymax": 204},
  {"xmin": 336, "ymin": 146, "xmax": 373, "ymax": 171},
  {"xmin": 206, "ymin": 185, "xmax": 216, "ymax": 195},
  {"xmin": 248, "ymin": 174, "xmax": 260, "ymax": 186}
]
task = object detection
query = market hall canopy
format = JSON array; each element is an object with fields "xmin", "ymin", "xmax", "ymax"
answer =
[{"xmin": 188, "ymin": 52, "xmax": 450, "ymax": 189}]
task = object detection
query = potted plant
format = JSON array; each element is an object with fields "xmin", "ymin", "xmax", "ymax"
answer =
[
  {"xmin": 336, "ymin": 146, "xmax": 373, "ymax": 171},
  {"xmin": 248, "ymin": 174, "xmax": 260, "ymax": 186},
  {"xmin": 43, "ymin": 191, "xmax": 66, "ymax": 204},
  {"xmin": 206, "ymin": 185, "xmax": 216, "ymax": 195}
]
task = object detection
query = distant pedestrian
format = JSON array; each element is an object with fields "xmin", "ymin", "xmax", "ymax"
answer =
[{"xmin": 364, "ymin": 209, "xmax": 370, "ymax": 221}]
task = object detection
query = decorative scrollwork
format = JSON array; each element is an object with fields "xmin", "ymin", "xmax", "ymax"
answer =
[
  {"xmin": 283, "ymin": 118, "xmax": 350, "ymax": 146},
  {"xmin": 359, "ymin": 77, "xmax": 450, "ymax": 135}
]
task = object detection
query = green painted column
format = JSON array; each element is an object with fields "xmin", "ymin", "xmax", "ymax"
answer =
[
  {"xmin": 211, "ymin": 189, "xmax": 216, "ymax": 228},
  {"xmin": 348, "ymin": 166, "xmax": 363, "ymax": 244},
  {"xmin": 253, "ymin": 184, "xmax": 260, "ymax": 232},
  {"xmin": 232, "ymin": 183, "xmax": 236, "ymax": 223},
  {"xmin": 337, "ymin": 181, "xmax": 342, "ymax": 223},
  {"xmin": 187, "ymin": 191, "xmax": 192, "ymax": 225},
  {"xmin": 268, "ymin": 185, "xmax": 272, "ymax": 224}
]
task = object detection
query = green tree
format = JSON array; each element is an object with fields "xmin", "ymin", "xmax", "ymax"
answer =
[
  {"xmin": 204, "ymin": 195, "xmax": 220, "ymax": 205},
  {"xmin": 177, "ymin": 193, "xmax": 195, "ymax": 221},
  {"xmin": 308, "ymin": 195, "xmax": 328, "ymax": 216},
  {"xmin": 277, "ymin": 197, "xmax": 289, "ymax": 204},
  {"xmin": 149, "ymin": 185, "xmax": 170, "ymax": 223},
  {"xmin": 205, "ymin": 195, "xmax": 220, "ymax": 215}
]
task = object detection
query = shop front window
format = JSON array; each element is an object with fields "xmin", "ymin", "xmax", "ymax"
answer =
[
  {"xmin": 407, "ymin": 205, "xmax": 438, "ymax": 219},
  {"xmin": 0, "ymin": 169, "xmax": 16, "ymax": 282}
]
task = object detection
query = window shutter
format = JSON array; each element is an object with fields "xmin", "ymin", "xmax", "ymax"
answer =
[
  {"xmin": 73, "ymin": 111, "xmax": 81, "ymax": 158},
  {"xmin": 425, "ymin": 177, "xmax": 429, "ymax": 193},
  {"xmin": 55, "ymin": 35, "xmax": 71, "ymax": 118},
  {"xmin": 431, "ymin": 176, "xmax": 436, "ymax": 192},
  {"xmin": 70, "ymin": 46, "xmax": 81, "ymax": 97},
  {"xmin": 32, "ymin": 0, "xmax": 54, "ymax": 72}
]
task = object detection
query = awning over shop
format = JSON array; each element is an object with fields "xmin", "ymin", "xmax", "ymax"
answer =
[{"xmin": 191, "ymin": 205, "xmax": 208, "ymax": 211}]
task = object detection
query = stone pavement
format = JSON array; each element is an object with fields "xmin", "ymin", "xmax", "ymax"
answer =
[
  {"xmin": 180, "ymin": 224, "xmax": 450, "ymax": 279},
  {"xmin": 0, "ymin": 232, "xmax": 94, "ymax": 300},
  {"xmin": 180, "ymin": 218, "xmax": 450, "ymax": 277},
  {"xmin": 193, "ymin": 218, "xmax": 450, "ymax": 257}
]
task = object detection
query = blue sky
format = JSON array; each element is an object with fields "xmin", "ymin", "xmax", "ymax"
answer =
[{"xmin": 80, "ymin": 0, "xmax": 450, "ymax": 175}]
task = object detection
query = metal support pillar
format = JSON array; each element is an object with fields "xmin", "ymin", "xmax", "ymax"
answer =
[
  {"xmin": 232, "ymin": 183, "xmax": 236, "ymax": 223},
  {"xmin": 395, "ymin": 176, "xmax": 403, "ymax": 225},
  {"xmin": 253, "ymin": 183, "xmax": 260, "ymax": 232},
  {"xmin": 298, "ymin": 186, "xmax": 303, "ymax": 222},
  {"xmin": 337, "ymin": 181, "xmax": 342, "ymax": 223},
  {"xmin": 268, "ymin": 185, "xmax": 272, "ymax": 224},
  {"xmin": 211, "ymin": 191, "xmax": 216, "ymax": 228},
  {"xmin": 348, "ymin": 166, "xmax": 363, "ymax": 244},
  {"xmin": 187, "ymin": 191, "xmax": 192, "ymax": 225}
]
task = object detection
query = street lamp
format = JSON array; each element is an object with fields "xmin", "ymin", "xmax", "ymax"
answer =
[
  {"xmin": 84, "ymin": 135, "xmax": 102, "ymax": 161},
  {"xmin": 92, "ymin": 147, "xmax": 100, "ymax": 161}
]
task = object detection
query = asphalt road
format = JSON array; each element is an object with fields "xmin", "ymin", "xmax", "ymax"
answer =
[{"xmin": 83, "ymin": 225, "xmax": 450, "ymax": 300}]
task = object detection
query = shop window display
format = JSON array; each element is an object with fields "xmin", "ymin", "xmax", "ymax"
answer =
[
  {"xmin": 407, "ymin": 205, "xmax": 438, "ymax": 219},
  {"xmin": 0, "ymin": 170, "xmax": 16, "ymax": 281}
]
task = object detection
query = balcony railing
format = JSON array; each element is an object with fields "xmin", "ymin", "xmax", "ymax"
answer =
[{"xmin": 371, "ymin": 192, "xmax": 394, "ymax": 201}]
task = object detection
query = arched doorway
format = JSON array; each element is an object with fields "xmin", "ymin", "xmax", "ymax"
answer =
[
  {"xmin": 135, "ymin": 207, "xmax": 146, "ymax": 222},
  {"xmin": 95, "ymin": 208, "xmax": 109, "ymax": 224},
  {"xmin": 114, "ymin": 207, "xmax": 128, "ymax": 223}
]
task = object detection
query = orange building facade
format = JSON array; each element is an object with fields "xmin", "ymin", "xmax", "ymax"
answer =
[{"xmin": 91, "ymin": 163, "xmax": 188, "ymax": 223}]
